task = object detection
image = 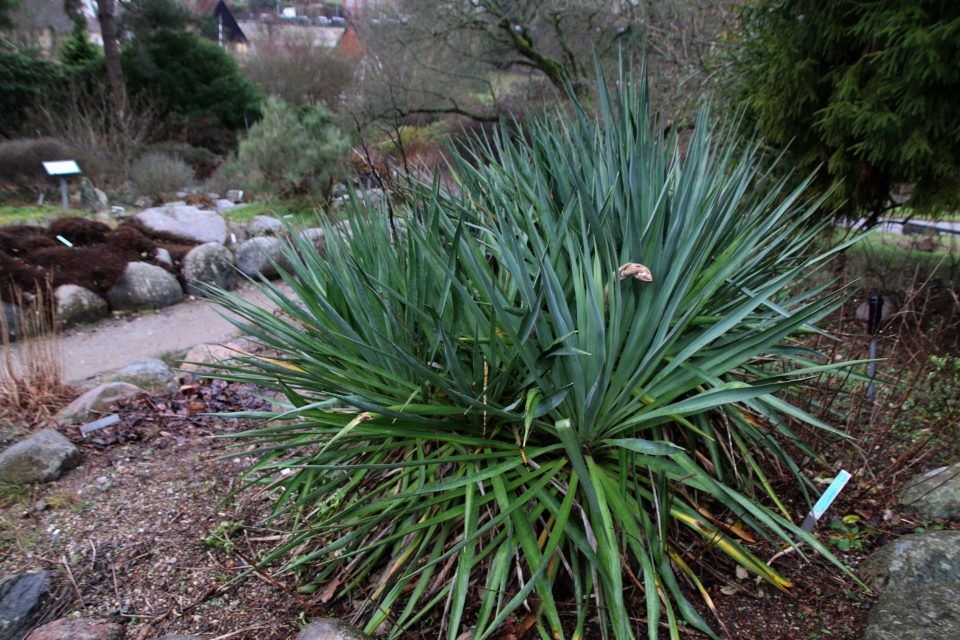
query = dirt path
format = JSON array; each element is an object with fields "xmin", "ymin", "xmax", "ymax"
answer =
[{"xmin": 35, "ymin": 282, "xmax": 291, "ymax": 387}]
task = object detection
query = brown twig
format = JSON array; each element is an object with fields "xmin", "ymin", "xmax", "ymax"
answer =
[{"xmin": 60, "ymin": 555, "xmax": 84, "ymax": 607}]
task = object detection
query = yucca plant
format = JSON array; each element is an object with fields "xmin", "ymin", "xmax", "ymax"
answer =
[{"xmin": 208, "ymin": 65, "xmax": 864, "ymax": 640}]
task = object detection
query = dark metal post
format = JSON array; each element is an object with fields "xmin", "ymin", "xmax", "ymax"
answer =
[{"xmin": 866, "ymin": 294, "xmax": 883, "ymax": 404}]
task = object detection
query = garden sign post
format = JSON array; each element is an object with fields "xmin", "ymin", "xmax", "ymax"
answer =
[
  {"xmin": 42, "ymin": 160, "xmax": 82, "ymax": 211},
  {"xmin": 866, "ymin": 293, "xmax": 883, "ymax": 405}
]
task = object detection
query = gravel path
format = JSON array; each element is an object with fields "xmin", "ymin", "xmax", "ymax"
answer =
[{"xmin": 22, "ymin": 281, "xmax": 291, "ymax": 387}]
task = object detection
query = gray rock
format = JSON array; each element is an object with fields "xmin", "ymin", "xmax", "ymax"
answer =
[
  {"xmin": 55, "ymin": 382, "xmax": 142, "ymax": 425},
  {"xmin": 234, "ymin": 237, "xmax": 290, "ymax": 280},
  {"xmin": 134, "ymin": 206, "xmax": 227, "ymax": 244},
  {"xmin": 0, "ymin": 431, "xmax": 79, "ymax": 484},
  {"xmin": 245, "ymin": 215, "xmax": 283, "ymax": 237},
  {"xmin": 298, "ymin": 228, "xmax": 326, "ymax": 254},
  {"xmin": 115, "ymin": 358, "xmax": 174, "ymax": 385},
  {"xmin": 330, "ymin": 183, "xmax": 349, "ymax": 198},
  {"xmin": 106, "ymin": 262, "xmax": 183, "ymax": 311},
  {"xmin": 154, "ymin": 248, "xmax": 173, "ymax": 267},
  {"xmin": 180, "ymin": 342, "xmax": 244, "ymax": 375},
  {"xmin": 225, "ymin": 221, "xmax": 247, "ymax": 248},
  {"xmin": 862, "ymin": 531, "xmax": 960, "ymax": 595},
  {"xmin": 206, "ymin": 193, "xmax": 220, "ymax": 201},
  {"xmin": 864, "ymin": 582, "xmax": 960, "ymax": 640},
  {"xmin": 182, "ymin": 243, "xmax": 238, "ymax": 297},
  {"xmin": 225, "ymin": 189, "xmax": 244, "ymax": 204},
  {"xmin": 0, "ymin": 571, "xmax": 49, "ymax": 640},
  {"xmin": 1, "ymin": 302, "xmax": 21, "ymax": 341},
  {"xmin": 54, "ymin": 285, "xmax": 109, "ymax": 330},
  {"xmin": 215, "ymin": 199, "xmax": 236, "ymax": 213},
  {"xmin": 901, "ymin": 464, "xmax": 960, "ymax": 520},
  {"xmin": 175, "ymin": 191, "xmax": 189, "ymax": 200},
  {"xmin": 24, "ymin": 617, "xmax": 124, "ymax": 640},
  {"xmin": 295, "ymin": 619, "xmax": 373, "ymax": 640},
  {"xmin": 80, "ymin": 177, "xmax": 109, "ymax": 214},
  {"xmin": 133, "ymin": 196, "xmax": 153, "ymax": 209},
  {"xmin": 332, "ymin": 219, "xmax": 353, "ymax": 242}
]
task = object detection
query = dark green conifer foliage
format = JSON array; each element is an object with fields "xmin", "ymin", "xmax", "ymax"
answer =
[
  {"xmin": 735, "ymin": 1, "xmax": 960, "ymax": 220},
  {"xmin": 60, "ymin": 17, "xmax": 101, "ymax": 66}
]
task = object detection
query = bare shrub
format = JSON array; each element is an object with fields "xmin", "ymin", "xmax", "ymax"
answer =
[
  {"xmin": 241, "ymin": 36, "xmax": 357, "ymax": 111},
  {"xmin": 0, "ymin": 138, "xmax": 74, "ymax": 196},
  {"xmin": 130, "ymin": 152, "xmax": 194, "ymax": 203},
  {"xmin": 29, "ymin": 77, "xmax": 162, "ymax": 186}
]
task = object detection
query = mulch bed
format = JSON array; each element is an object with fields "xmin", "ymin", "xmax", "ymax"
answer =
[{"xmin": 0, "ymin": 218, "xmax": 201, "ymax": 303}]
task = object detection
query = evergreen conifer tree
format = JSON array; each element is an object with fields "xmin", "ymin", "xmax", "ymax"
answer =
[{"xmin": 735, "ymin": 1, "xmax": 960, "ymax": 221}]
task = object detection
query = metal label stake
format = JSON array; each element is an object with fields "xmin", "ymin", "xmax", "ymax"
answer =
[{"xmin": 866, "ymin": 294, "xmax": 883, "ymax": 405}]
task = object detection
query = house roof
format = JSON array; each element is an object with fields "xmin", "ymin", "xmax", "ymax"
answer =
[{"xmin": 9, "ymin": 0, "xmax": 73, "ymax": 33}]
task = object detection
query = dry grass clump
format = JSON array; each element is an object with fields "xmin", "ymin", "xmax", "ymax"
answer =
[
  {"xmin": 0, "ymin": 287, "xmax": 75, "ymax": 424},
  {"xmin": 130, "ymin": 152, "xmax": 194, "ymax": 204}
]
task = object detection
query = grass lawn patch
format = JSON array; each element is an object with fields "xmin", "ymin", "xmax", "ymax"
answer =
[
  {"xmin": 0, "ymin": 204, "xmax": 85, "ymax": 226},
  {"xmin": 224, "ymin": 198, "xmax": 329, "ymax": 228},
  {"xmin": 843, "ymin": 229, "xmax": 960, "ymax": 290}
]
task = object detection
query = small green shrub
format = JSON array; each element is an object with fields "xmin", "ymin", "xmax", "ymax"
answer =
[
  {"xmin": 219, "ymin": 97, "xmax": 350, "ymax": 199},
  {"xmin": 130, "ymin": 152, "xmax": 194, "ymax": 203}
]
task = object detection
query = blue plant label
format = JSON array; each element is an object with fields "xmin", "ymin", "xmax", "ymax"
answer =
[{"xmin": 812, "ymin": 470, "xmax": 852, "ymax": 520}]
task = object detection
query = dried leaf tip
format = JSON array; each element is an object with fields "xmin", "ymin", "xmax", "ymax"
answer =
[{"xmin": 618, "ymin": 263, "xmax": 653, "ymax": 282}]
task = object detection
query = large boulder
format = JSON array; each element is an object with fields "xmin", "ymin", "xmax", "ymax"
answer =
[
  {"xmin": 181, "ymin": 242, "xmax": 238, "ymax": 297},
  {"xmin": 54, "ymin": 285, "xmax": 109, "ymax": 330},
  {"xmin": 900, "ymin": 464, "xmax": 960, "ymax": 520},
  {"xmin": 861, "ymin": 531, "xmax": 960, "ymax": 595},
  {"xmin": 225, "ymin": 221, "xmax": 247, "ymax": 248},
  {"xmin": 106, "ymin": 262, "xmax": 183, "ymax": 311},
  {"xmin": 25, "ymin": 617, "xmax": 124, "ymax": 640},
  {"xmin": 114, "ymin": 358, "xmax": 175, "ymax": 387},
  {"xmin": 295, "ymin": 619, "xmax": 373, "ymax": 640},
  {"xmin": 134, "ymin": 205, "xmax": 227, "ymax": 244},
  {"xmin": 0, "ymin": 571, "xmax": 49, "ymax": 640},
  {"xmin": 298, "ymin": 228, "xmax": 326, "ymax": 255},
  {"xmin": 234, "ymin": 237, "xmax": 290, "ymax": 280},
  {"xmin": 246, "ymin": 215, "xmax": 283, "ymax": 237},
  {"xmin": 55, "ymin": 382, "xmax": 142, "ymax": 425},
  {"xmin": 180, "ymin": 342, "xmax": 245, "ymax": 375},
  {"xmin": 0, "ymin": 430, "xmax": 79, "ymax": 484},
  {"xmin": 80, "ymin": 178, "xmax": 109, "ymax": 214},
  {"xmin": 864, "ymin": 582, "xmax": 960, "ymax": 640}
]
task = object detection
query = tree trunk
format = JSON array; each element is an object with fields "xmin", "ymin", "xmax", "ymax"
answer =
[{"xmin": 96, "ymin": 0, "xmax": 126, "ymax": 112}]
